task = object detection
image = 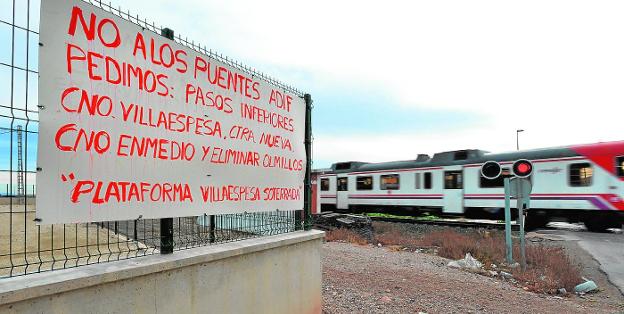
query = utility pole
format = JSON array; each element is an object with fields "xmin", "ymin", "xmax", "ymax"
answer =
[{"xmin": 516, "ymin": 129, "xmax": 524, "ymax": 150}]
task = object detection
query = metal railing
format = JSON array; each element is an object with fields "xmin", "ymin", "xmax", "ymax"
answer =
[{"xmin": 0, "ymin": 0, "xmax": 311, "ymax": 278}]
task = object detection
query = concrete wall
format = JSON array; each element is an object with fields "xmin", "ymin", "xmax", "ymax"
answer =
[{"xmin": 0, "ymin": 230, "xmax": 324, "ymax": 314}]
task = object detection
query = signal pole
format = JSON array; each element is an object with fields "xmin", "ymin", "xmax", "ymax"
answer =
[
  {"xmin": 482, "ymin": 160, "xmax": 533, "ymax": 266},
  {"xmin": 503, "ymin": 177, "xmax": 513, "ymax": 264}
]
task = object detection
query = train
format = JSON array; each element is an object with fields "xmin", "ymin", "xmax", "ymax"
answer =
[{"xmin": 312, "ymin": 141, "xmax": 624, "ymax": 232}]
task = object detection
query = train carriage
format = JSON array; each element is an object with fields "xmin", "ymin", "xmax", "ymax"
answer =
[{"xmin": 314, "ymin": 141, "xmax": 624, "ymax": 232}]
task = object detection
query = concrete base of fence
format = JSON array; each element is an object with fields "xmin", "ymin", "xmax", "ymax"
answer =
[{"xmin": 0, "ymin": 230, "xmax": 325, "ymax": 314}]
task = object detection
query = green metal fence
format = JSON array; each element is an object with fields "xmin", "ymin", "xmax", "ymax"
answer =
[{"xmin": 0, "ymin": 0, "xmax": 312, "ymax": 278}]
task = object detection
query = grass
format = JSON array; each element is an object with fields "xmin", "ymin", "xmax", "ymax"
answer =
[
  {"xmin": 365, "ymin": 213, "xmax": 415, "ymax": 219},
  {"xmin": 416, "ymin": 213, "xmax": 440, "ymax": 221},
  {"xmin": 326, "ymin": 224, "xmax": 582, "ymax": 294},
  {"xmin": 365, "ymin": 212, "xmax": 440, "ymax": 221}
]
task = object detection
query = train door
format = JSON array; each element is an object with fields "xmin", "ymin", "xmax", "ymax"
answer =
[
  {"xmin": 336, "ymin": 177, "xmax": 349, "ymax": 210},
  {"xmin": 443, "ymin": 168, "xmax": 464, "ymax": 214}
]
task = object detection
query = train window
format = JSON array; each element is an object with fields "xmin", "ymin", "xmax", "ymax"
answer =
[
  {"xmin": 444, "ymin": 171, "xmax": 463, "ymax": 189},
  {"xmin": 356, "ymin": 176, "xmax": 373, "ymax": 190},
  {"xmin": 380, "ymin": 174, "xmax": 400, "ymax": 190},
  {"xmin": 415, "ymin": 173, "xmax": 421, "ymax": 189},
  {"xmin": 335, "ymin": 163, "xmax": 351, "ymax": 170},
  {"xmin": 479, "ymin": 167, "xmax": 509, "ymax": 188},
  {"xmin": 337, "ymin": 177, "xmax": 348, "ymax": 191},
  {"xmin": 320, "ymin": 178, "xmax": 330, "ymax": 191},
  {"xmin": 569, "ymin": 163, "xmax": 593, "ymax": 187},
  {"xmin": 617, "ymin": 156, "xmax": 624, "ymax": 177},
  {"xmin": 424, "ymin": 172, "xmax": 432, "ymax": 189},
  {"xmin": 454, "ymin": 151, "xmax": 468, "ymax": 160}
]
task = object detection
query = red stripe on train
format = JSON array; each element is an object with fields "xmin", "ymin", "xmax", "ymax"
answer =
[{"xmin": 569, "ymin": 141, "xmax": 624, "ymax": 181}]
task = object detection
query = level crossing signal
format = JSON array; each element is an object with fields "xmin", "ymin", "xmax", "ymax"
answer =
[
  {"xmin": 480, "ymin": 159, "xmax": 533, "ymax": 179},
  {"xmin": 480, "ymin": 161, "xmax": 502, "ymax": 180},
  {"xmin": 512, "ymin": 159, "xmax": 533, "ymax": 178},
  {"xmin": 480, "ymin": 159, "xmax": 534, "ymax": 269}
]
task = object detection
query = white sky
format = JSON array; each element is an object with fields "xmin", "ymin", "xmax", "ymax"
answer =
[{"xmin": 113, "ymin": 0, "xmax": 624, "ymax": 167}]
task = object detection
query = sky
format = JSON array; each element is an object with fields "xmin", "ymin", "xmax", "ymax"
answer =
[{"xmin": 2, "ymin": 0, "xmax": 624, "ymax": 174}]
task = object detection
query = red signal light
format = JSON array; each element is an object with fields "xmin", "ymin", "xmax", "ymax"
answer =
[
  {"xmin": 512, "ymin": 159, "xmax": 533, "ymax": 178},
  {"xmin": 517, "ymin": 163, "xmax": 530, "ymax": 173}
]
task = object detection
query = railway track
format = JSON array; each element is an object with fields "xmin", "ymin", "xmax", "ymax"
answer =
[
  {"xmin": 312, "ymin": 212, "xmax": 520, "ymax": 231},
  {"xmin": 369, "ymin": 216, "xmax": 520, "ymax": 230}
]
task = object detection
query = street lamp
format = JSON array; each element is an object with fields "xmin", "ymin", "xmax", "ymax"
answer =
[{"xmin": 516, "ymin": 129, "xmax": 524, "ymax": 151}]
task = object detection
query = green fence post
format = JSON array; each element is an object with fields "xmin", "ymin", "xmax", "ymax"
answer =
[
  {"xmin": 303, "ymin": 94, "xmax": 313, "ymax": 230},
  {"xmin": 159, "ymin": 27, "xmax": 175, "ymax": 254},
  {"xmin": 209, "ymin": 214, "xmax": 216, "ymax": 243}
]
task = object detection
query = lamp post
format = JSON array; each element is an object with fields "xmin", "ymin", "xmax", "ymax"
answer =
[{"xmin": 516, "ymin": 129, "xmax": 524, "ymax": 151}]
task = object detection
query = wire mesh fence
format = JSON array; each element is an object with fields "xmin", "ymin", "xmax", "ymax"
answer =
[
  {"xmin": 0, "ymin": 0, "xmax": 308, "ymax": 279},
  {"xmin": 1, "ymin": 207, "xmax": 300, "ymax": 278}
]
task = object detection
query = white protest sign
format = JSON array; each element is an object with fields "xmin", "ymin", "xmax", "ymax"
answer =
[{"xmin": 37, "ymin": 0, "xmax": 306, "ymax": 223}]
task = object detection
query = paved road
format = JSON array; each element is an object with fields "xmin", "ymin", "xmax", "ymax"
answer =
[{"xmin": 535, "ymin": 225, "xmax": 624, "ymax": 295}]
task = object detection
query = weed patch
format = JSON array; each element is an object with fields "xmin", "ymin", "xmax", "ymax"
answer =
[
  {"xmin": 325, "ymin": 228, "xmax": 369, "ymax": 245},
  {"xmin": 325, "ymin": 223, "xmax": 582, "ymax": 294},
  {"xmin": 371, "ymin": 224, "xmax": 582, "ymax": 294}
]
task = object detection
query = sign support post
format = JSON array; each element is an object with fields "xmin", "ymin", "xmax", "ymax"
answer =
[
  {"xmin": 511, "ymin": 175, "xmax": 532, "ymax": 270},
  {"xmin": 519, "ymin": 191, "xmax": 530, "ymax": 271},
  {"xmin": 519, "ymin": 200, "xmax": 527, "ymax": 270},
  {"xmin": 516, "ymin": 194, "xmax": 526, "ymax": 270},
  {"xmin": 503, "ymin": 177, "xmax": 513, "ymax": 264},
  {"xmin": 159, "ymin": 27, "xmax": 175, "ymax": 254},
  {"xmin": 209, "ymin": 214, "xmax": 216, "ymax": 243},
  {"xmin": 303, "ymin": 94, "xmax": 313, "ymax": 230}
]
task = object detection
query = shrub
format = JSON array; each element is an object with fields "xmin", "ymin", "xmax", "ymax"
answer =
[
  {"xmin": 375, "ymin": 229, "xmax": 421, "ymax": 249},
  {"xmin": 516, "ymin": 245, "xmax": 582, "ymax": 293},
  {"xmin": 325, "ymin": 228, "xmax": 369, "ymax": 245},
  {"xmin": 372, "ymin": 226, "xmax": 582, "ymax": 293}
]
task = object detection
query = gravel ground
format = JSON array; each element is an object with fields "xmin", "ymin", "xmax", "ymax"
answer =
[{"xmin": 322, "ymin": 241, "xmax": 624, "ymax": 314}]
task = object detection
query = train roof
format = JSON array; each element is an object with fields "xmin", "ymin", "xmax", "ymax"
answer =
[{"xmin": 316, "ymin": 145, "xmax": 579, "ymax": 174}]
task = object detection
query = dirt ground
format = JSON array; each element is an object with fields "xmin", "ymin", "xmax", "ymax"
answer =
[
  {"xmin": 322, "ymin": 238, "xmax": 624, "ymax": 313},
  {"xmin": 0, "ymin": 204, "xmax": 153, "ymax": 277},
  {"xmin": 0, "ymin": 203, "xmax": 254, "ymax": 278}
]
